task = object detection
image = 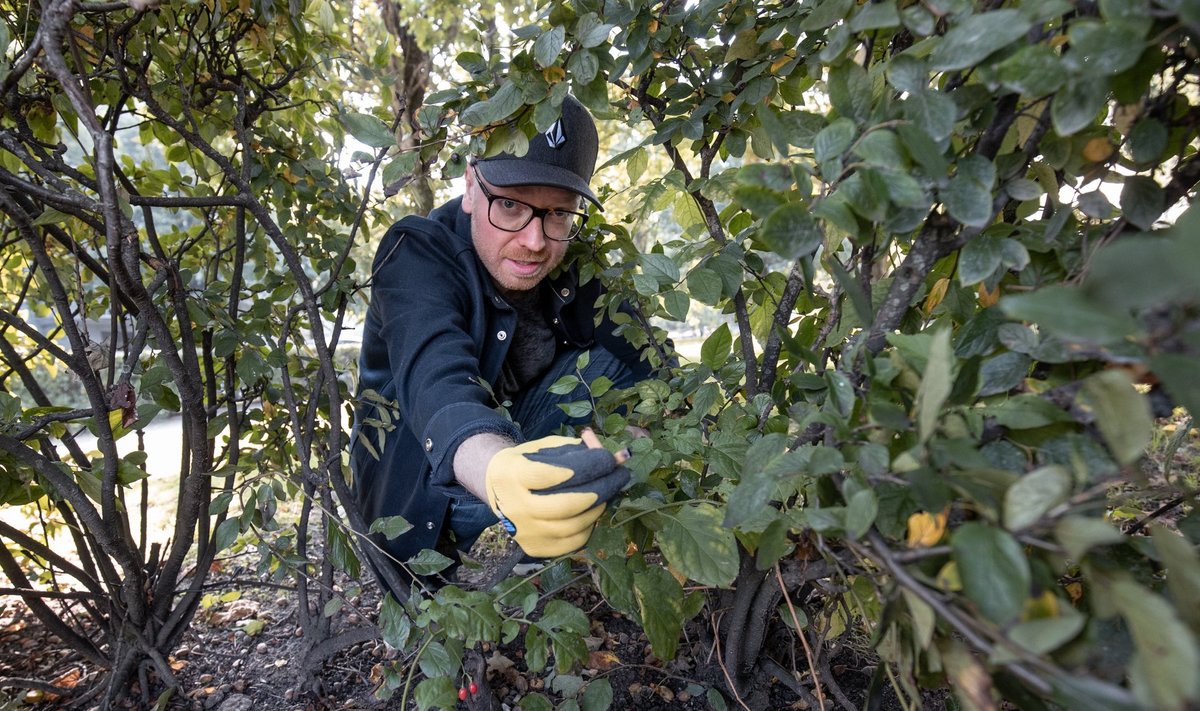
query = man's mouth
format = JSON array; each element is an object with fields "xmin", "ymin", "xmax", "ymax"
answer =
[{"xmin": 506, "ymin": 258, "xmax": 542, "ymax": 276}]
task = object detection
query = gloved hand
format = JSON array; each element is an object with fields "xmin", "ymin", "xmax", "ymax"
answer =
[{"xmin": 485, "ymin": 435, "xmax": 630, "ymax": 557}]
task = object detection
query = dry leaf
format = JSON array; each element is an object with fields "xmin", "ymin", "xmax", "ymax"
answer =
[
  {"xmin": 906, "ymin": 510, "xmax": 949, "ymax": 548},
  {"xmin": 587, "ymin": 650, "xmax": 620, "ymax": 671}
]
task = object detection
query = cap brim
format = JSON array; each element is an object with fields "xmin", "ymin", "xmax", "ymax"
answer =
[{"xmin": 475, "ymin": 160, "xmax": 602, "ymax": 210}]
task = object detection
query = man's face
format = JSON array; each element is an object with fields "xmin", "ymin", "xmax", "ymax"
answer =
[{"xmin": 463, "ymin": 167, "xmax": 578, "ymax": 294}]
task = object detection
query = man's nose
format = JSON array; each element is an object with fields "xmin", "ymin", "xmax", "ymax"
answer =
[{"xmin": 514, "ymin": 216, "xmax": 547, "ymax": 251}]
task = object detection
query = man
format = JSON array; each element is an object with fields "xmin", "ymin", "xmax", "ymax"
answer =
[{"xmin": 351, "ymin": 96, "xmax": 656, "ymax": 587}]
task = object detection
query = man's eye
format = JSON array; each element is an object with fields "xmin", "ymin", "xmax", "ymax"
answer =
[{"xmin": 499, "ymin": 199, "xmax": 521, "ymax": 211}]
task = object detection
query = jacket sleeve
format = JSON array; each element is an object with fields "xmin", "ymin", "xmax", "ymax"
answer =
[{"xmin": 365, "ymin": 222, "xmax": 521, "ymax": 491}]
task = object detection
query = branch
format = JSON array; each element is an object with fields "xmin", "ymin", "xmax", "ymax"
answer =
[{"xmin": 759, "ymin": 261, "xmax": 808, "ymax": 395}]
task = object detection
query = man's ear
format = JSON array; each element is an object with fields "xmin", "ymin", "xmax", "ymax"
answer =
[{"xmin": 461, "ymin": 165, "xmax": 476, "ymax": 215}]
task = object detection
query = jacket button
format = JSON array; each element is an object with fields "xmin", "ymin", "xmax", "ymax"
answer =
[
  {"xmin": 552, "ymin": 318, "xmax": 559, "ymax": 325},
  {"xmin": 426, "ymin": 521, "xmax": 434, "ymax": 530},
  {"xmin": 424, "ymin": 438, "xmax": 433, "ymax": 452},
  {"xmin": 497, "ymin": 330, "xmax": 507, "ymax": 341},
  {"xmin": 560, "ymin": 288, "xmax": 570, "ymax": 297}
]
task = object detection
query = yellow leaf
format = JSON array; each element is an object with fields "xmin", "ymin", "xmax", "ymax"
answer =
[
  {"xmin": 587, "ymin": 650, "xmax": 620, "ymax": 670},
  {"xmin": 107, "ymin": 409, "xmax": 123, "ymax": 431},
  {"xmin": 936, "ymin": 561, "xmax": 962, "ymax": 591},
  {"xmin": 924, "ymin": 277, "xmax": 950, "ymax": 314},
  {"xmin": 1082, "ymin": 137, "xmax": 1114, "ymax": 163},
  {"xmin": 542, "ymin": 66, "xmax": 566, "ymax": 84},
  {"xmin": 1022, "ymin": 590, "xmax": 1059, "ymax": 621},
  {"xmin": 907, "ymin": 510, "xmax": 948, "ymax": 548},
  {"xmin": 977, "ymin": 282, "xmax": 1000, "ymax": 307},
  {"xmin": 1065, "ymin": 582, "xmax": 1083, "ymax": 604}
]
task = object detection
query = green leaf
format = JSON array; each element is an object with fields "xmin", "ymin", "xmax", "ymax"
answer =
[
  {"xmin": 844, "ymin": 488, "xmax": 878, "ymax": 539},
  {"xmin": 641, "ymin": 253, "xmax": 680, "ymax": 285},
  {"xmin": 849, "ymin": 0, "xmax": 900, "ymax": 31},
  {"xmin": 987, "ymin": 393, "xmax": 1072, "ymax": 429},
  {"xmin": 327, "ymin": 524, "xmax": 361, "ymax": 578},
  {"xmin": 1003, "ymin": 465, "xmax": 1072, "ymax": 531},
  {"xmin": 995, "ymin": 44, "xmax": 1067, "ymax": 97},
  {"xmin": 368, "ymin": 515, "xmax": 414, "ymax": 540},
  {"xmin": 548, "ymin": 374, "xmax": 581, "ymax": 395},
  {"xmin": 580, "ymin": 678, "xmax": 613, "ymax": 711},
  {"xmin": 662, "ymin": 290, "xmax": 690, "ymax": 321},
  {"xmin": 814, "ymin": 117, "xmax": 856, "ymax": 163},
  {"xmin": 213, "ymin": 517, "xmax": 241, "ymax": 554},
  {"xmin": 686, "ymin": 268, "xmax": 723, "ymax": 306},
  {"xmin": 700, "ymin": 323, "xmax": 732, "ymax": 370},
  {"xmin": 952, "ymin": 522, "xmax": 1030, "ymax": 625},
  {"xmin": 1001, "ymin": 286, "xmax": 1139, "ymax": 344},
  {"xmin": 536, "ymin": 600, "xmax": 589, "ymax": 672},
  {"xmin": 379, "ymin": 594, "xmax": 413, "ymax": 651},
  {"xmin": 1055, "ymin": 515, "xmax": 1125, "ymax": 561},
  {"xmin": 724, "ymin": 28, "xmax": 760, "ymax": 62},
  {"xmin": 1066, "ymin": 19, "xmax": 1148, "ymax": 76},
  {"xmin": 1079, "ymin": 370, "xmax": 1152, "ymax": 466},
  {"xmin": 903, "ymin": 90, "xmax": 957, "ymax": 142},
  {"xmin": 1052, "ymin": 74, "xmax": 1110, "ymax": 137},
  {"xmin": 534, "ymin": 25, "xmax": 566, "ymax": 68},
  {"xmin": 633, "ymin": 565, "xmax": 685, "ymax": 660},
  {"xmin": 381, "ymin": 151, "xmax": 418, "ymax": 186},
  {"xmin": 1120, "ymin": 175, "xmax": 1165, "ymax": 230},
  {"xmin": 342, "ymin": 112, "xmax": 395, "ymax": 148},
  {"xmin": 416, "ymin": 640, "xmax": 457, "ymax": 678},
  {"xmin": 958, "ymin": 234, "xmax": 1004, "ymax": 286},
  {"xmin": 413, "ymin": 676, "xmax": 458, "ymax": 711},
  {"xmin": 575, "ymin": 13, "xmax": 614, "ymax": 48},
  {"xmin": 707, "ymin": 688, "xmax": 729, "ymax": 711},
  {"xmin": 1128, "ymin": 118, "xmax": 1167, "ymax": 164},
  {"xmin": 1002, "ymin": 608, "xmax": 1086, "ymax": 658},
  {"xmin": 941, "ymin": 172, "xmax": 993, "ymax": 227},
  {"xmin": 519, "ymin": 693, "xmax": 553, "ymax": 711},
  {"xmin": 929, "ymin": 10, "xmax": 1033, "ymax": 71},
  {"xmin": 209, "ymin": 491, "xmax": 233, "ymax": 515},
  {"xmin": 759, "ymin": 202, "xmax": 823, "ymax": 260},
  {"xmin": 916, "ymin": 328, "xmax": 953, "ymax": 443},
  {"xmin": 405, "ymin": 549, "xmax": 454, "ymax": 576},
  {"xmin": 657, "ymin": 503, "xmax": 739, "ymax": 588},
  {"xmin": 1109, "ymin": 577, "xmax": 1200, "ymax": 710},
  {"xmin": 853, "ymin": 129, "xmax": 907, "ymax": 169},
  {"xmin": 1152, "ymin": 527, "xmax": 1200, "ymax": 631},
  {"xmin": 733, "ymin": 185, "xmax": 787, "ymax": 219},
  {"xmin": 801, "ymin": 0, "xmax": 853, "ymax": 31}
]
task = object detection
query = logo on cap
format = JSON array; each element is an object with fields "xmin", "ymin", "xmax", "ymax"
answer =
[{"xmin": 544, "ymin": 120, "xmax": 566, "ymax": 149}]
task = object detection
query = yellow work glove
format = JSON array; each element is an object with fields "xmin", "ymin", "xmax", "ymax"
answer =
[{"xmin": 485, "ymin": 435, "xmax": 630, "ymax": 558}]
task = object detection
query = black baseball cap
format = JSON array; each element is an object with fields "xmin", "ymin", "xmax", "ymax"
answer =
[{"xmin": 474, "ymin": 95, "xmax": 601, "ymax": 209}]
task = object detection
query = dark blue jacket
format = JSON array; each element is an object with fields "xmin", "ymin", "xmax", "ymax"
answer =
[{"xmin": 351, "ymin": 197, "xmax": 651, "ymax": 565}]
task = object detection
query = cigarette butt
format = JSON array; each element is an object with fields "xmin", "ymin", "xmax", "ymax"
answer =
[{"xmin": 581, "ymin": 428, "xmax": 630, "ymax": 465}]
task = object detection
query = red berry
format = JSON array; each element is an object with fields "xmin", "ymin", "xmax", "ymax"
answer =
[
  {"xmin": 458, "ymin": 687, "xmax": 468, "ymax": 701},
  {"xmin": 469, "ymin": 682, "xmax": 478, "ymax": 695}
]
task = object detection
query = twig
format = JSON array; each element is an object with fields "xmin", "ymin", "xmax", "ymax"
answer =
[
  {"xmin": 708, "ymin": 613, "xmax": 754, "ymax": 711},
  {"xmin": 775, "ymin": 564, "xmax": 826, "ymax": 711},
  {"xmin": 0, "ymin": 677, "xmax": 79, "ymax": 697},
  {"xmin": 760, "ymin": 656, "xmax": 821, "ymax": 710},
  {"xmin": 1125, "ymin": 489, "xmax": 1200, "ymax": 536}
]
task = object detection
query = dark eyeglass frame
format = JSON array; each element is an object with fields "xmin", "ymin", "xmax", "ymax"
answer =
[{"xmin": 471, "ymin": 165, "xmax": 589, "ymax": 242}]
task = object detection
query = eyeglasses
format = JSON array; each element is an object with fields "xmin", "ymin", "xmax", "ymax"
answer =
[{"xmin": 472, "ymin": 166, "xmax": 589, "ymax": 242}]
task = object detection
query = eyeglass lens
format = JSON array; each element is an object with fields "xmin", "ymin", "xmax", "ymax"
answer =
[{"xmin": 489, "ymin": 199, "xmax": 584, "ymax": 240}]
